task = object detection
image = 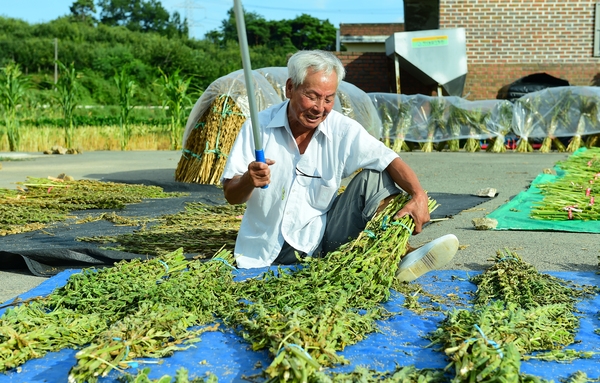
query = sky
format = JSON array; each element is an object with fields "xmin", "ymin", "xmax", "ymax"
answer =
[{"xmin": 0, "ymin": 0, "xmax": 405, "ymax": 40}]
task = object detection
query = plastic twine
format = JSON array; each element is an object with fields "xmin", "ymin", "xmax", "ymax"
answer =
[
  {"xmin": 276, "ymin": 343, "xmax": 315, "ymax": 363},
  {"xmin": 381, "ymin": 216, "xmax": 389, "ymax": 230},
  {"xmin": 363, "ymin": 230, "xmax": 377, "ymax": 239},
  {"xmin": 157, "ymin": 260, "xmax": 169, "ymax": 272},
  {"xmin": 211, "ymin": 257, "xmax": 238, "ymax": 272},
  {"xmin": 390, "ymin": 220, "xmax": 413, "ymax": 234},
  {"xmin": 464, "ymin": 325, "xmax": 504, "ymax": 359}
]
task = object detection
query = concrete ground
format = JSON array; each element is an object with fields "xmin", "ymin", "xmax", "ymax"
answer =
[{"xmin": 0, "ymin": 149, "xmax": 598, "ymax": 303}]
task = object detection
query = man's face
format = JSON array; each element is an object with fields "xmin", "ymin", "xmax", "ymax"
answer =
[{"xmin": 285, "ymin": 69, "xmax": 338, "ymax": 133}]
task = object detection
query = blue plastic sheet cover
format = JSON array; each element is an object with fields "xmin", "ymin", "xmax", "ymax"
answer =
[{"xmin": 1, "ymin": 269, "xmax": 599, "ymax": 382}]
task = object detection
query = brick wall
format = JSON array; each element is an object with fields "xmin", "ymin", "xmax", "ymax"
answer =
[
  {"xmin": 440, "ymin": 0, "xmax": 600, "ymax": 99},
  {"xmin": 340, "ymin": 23, "xmax": 404, "ymax": 36},
  {"xmin": 335, "ymin": 52, "xmax": 395, "ymax": 93}
]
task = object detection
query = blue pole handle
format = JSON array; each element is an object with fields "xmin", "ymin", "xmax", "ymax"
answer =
[{"xmin": 255, "ymin": 149, "xmax": 268, "ymax": 189}]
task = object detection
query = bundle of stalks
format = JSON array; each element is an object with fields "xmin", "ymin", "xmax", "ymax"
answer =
[
  {"xmin": 445, "ymin": 103, "xmax": 470, "ymax": 152},
  {"xmin": 256, "ymin": 67, "xmax": 288, "ymax": 102},
  {"xmin": 421, "ymin": 98, "xmax": 446, "ymax": 152},
  {"xmin": 379, "ymin": 101, "xmax": 393, "ymax": 147},
  {"xmin": 487, "ymin": 100, "xmax": 514, "ymax": 153},
  {"xmin": 513, "ymin": 95, "xmax": 543, "ymax": 152},
  {"xmin": 336, "ymin": 81, "xmax": 383, "ymax": 140},
  {"xmin": 175, "ymin": 95, "xmax": 246, "ymax": 184},
  {"xmin": 391, "ymin": 96, "xmax": 413, "ymax": 153},
  {"xmin": 586, "ymin": 134, "xmax": 600, "ymax": 148},
  {"xmin": 427, "ymin": 249, "xmax": 597, "ymax": 382},
  {"xmin": 463, "ymin": 108, "xmax": 489, "ymax": 152},
  {"xmin": 531, "ymin": 147, "xmax": 600, "ymax": 221},
  {"xmin": 539, "ymin": 89, "xmax": 574, "ymax": 153},
  {"xmin": 567, "ymin": 93, "xmax": 600, "ymax": 152},
  {"xmin": 0, "ymin": 177, "xmax": 182, "ymax": 236},
  {"xmin": 225, "ymin": 194, "xmax": 438, "ymax": 382}
]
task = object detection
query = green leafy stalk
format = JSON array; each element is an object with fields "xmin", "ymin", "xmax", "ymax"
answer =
[
  {"xmin": 114, "ymin": 68, "xmax": 136, "ymax": 151},
  {"xmin": 0, "ymin": 62, "xmax": 30, "ymax": 152}
]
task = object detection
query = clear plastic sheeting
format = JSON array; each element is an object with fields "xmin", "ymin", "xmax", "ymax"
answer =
[
  {"xmin": 183, "ymin": 67, "xmax": 385, "ymax": 148},
  {"xmin": 369, "ymin": 93, "xmax": 511, "ymax": 145},
  {"xmin": 182, "ymin": 69, "xmax": 281, "ymax": 147},
  {"xmin": 512, "ymin": 86, "xmax": 600, "ymax": 140},
  {"xmin": 336, "ymin": 81, "xmax": 383, "ymax": 139}
]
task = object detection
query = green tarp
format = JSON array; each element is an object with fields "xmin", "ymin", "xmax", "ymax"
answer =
[{"xmin": 487, "ymin": 150, "xmax": 600, "ymax": 233}]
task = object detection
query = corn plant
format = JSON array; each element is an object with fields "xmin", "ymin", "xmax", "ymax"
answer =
[
  {"xmin": 0, "ymin": 62, "xmax": 30, "ymax": 152},
  {"xmin": 114, "ymin": 68, "xmax": 136, "ymax": 150},
  {"xmin": 54, "ymin": 61, "xmax": 80, "ymax": 149},
  {"xmin": 157, "ymin": 68, "xmax": 192, "ymax": 150}
]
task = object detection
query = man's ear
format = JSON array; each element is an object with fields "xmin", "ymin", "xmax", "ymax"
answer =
[{"xmin": 285, "ymin": 78, "xmax": 293, "ymax": 99}]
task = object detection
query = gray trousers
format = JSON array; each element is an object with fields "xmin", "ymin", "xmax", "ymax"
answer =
[{"xmin": 273, "ymin": 169, "xmax": 403, "ymax": 264}]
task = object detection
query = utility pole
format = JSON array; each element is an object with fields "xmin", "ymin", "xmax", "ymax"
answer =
[{"xmin": 54, "ymin": 38, "xmax": 58, "ymax": 88}]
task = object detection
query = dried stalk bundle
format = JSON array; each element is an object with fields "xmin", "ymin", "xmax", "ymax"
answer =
[
  {"xmin": 78, "ymin": 202, "xmax": 244, "ymax": 257},
  {"xmin": 379, "ymin": 101, "xmax": 393, "ymax": 148},
  {"xmin": 444, "ymin": 104, "xmax": 469, "ymax": 152},
  {"xmin": 175, "ymin": 95, "xmax": 246, "ymax": 184},
  {"xmin": 427, "ymin": 248, "xmax": 597, "ymax": 382},
  {"xmin": 531, "ymin": 148, "xmax": 600, "ymax": 221},
  {"xmin": 487, "ymin": 101, "xmax": 513, "ymax": 153},
  {"xmin": 470, "ymin": 249, "xmax": 596, "ymax": 309},
  {"xmin": 567, "ymin": 94, "xmax": 600, "ymax": 153},
  {"xmin": 226, "ymin": 194, "xmax": 438, "ymax": 382},
  {"xmin": 513, "ymin": 95, "xmax": 542, "ymax": 153},
  {"xmin": 463, "ymin": 108, "xmax": 489, "ymax": 152},
  {"xmin": 0, "ymin": 177, "xmax": 183, "ymax": 236},
  {"xmin": 391, "ymin": 99, "xmax": 413, "ymax": 153},
  {"xmin": 421, "ymin": 99, "xmax": 446, "ymax": 152},
  {"xmin": 539, "ymin": 90, "xmax": 573, "ymax": 153}
]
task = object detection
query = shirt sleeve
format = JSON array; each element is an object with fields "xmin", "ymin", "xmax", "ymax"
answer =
[
  {"xmin": 340, "ymin": 119, "xmax": 399, "ymax": 178},
  {"xmin": 221, "ymin": 119, "xmax": 255, "ymax": 183}
]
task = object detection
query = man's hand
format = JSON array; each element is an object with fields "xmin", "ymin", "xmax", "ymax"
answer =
[
  {"xmin": 392, "ymin": 192, "xmax": 430, "ymax": 234},
  {"xmin": 247, "ymin": 159, "xmax": 275, "ymax": 188},
  {"xmin": 223, "ymin": 159, "xmax": 275, "ymax": 204},
  {"xmin": 385, "ymin": 157, "xmax": 430, "ymax": 234}
]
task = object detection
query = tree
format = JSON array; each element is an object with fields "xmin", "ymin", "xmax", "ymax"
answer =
[
  {"xmin": 70, "ymin": 0, "xmax": 97, "ymax": 24},
  {"xmin": 206, "ymin": 8, "xmax": 336, "ymax": 51},
  {"xmin": 288, "ymin": 14, "xmax": 336, "ymax": 51},
  {"xmin": 97, "ymin": 0, "xmax": 186, "ymax": 37}
]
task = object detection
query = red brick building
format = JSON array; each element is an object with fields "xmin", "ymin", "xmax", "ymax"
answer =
[{"xmin": 337, "ymin": 0, "xmax": 600, "ymax": 100}]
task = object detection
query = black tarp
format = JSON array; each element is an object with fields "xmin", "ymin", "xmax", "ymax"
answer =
[{"xmin": 1, "ymin": 184, "xmax": 489, "ymax": 276}]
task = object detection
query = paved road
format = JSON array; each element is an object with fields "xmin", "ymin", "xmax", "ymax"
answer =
[{"xmin": 1, "ymin": 150, "xmax": 597, "ymax": 303}]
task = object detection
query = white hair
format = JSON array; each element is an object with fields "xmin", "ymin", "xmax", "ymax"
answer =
[{"xmin": 287, "ymin": 50, "xmax": 345, "ymax": 88}]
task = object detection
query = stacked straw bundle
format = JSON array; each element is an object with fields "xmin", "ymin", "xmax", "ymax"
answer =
[
  {"xmin": 176, "ymin": 68, "xmax": 383, "ymax": 185},
  {"xmin": 175, "ymin": 95, "xmax": 246, "ymax": 184},
  {"xmin": 175, "ymin": 69, "xmax": 281, "ymax": 185}
]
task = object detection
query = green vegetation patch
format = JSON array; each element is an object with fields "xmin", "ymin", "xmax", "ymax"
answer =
[{"xmin": 0, "ymin": 176, "xmax": 185, "ymax": 236}]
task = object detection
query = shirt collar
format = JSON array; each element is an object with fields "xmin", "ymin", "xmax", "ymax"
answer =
[{"xmin": 265, "ymin": 100, "xmax": 333, "ymax": 141}]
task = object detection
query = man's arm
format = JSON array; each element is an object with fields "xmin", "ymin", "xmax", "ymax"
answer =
[
  {"xmin": 385, "ymin": 157, "xmax": 430, "ymax": 234},
  {"xmin": 223, "ymin": 159, "xmax": 275, "ymax": 204}
]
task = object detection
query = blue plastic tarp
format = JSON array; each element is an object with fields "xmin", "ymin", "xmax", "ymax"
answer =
[{"xmin": 1, "ymin": 269, "xmax": 599, "ymax": 382}]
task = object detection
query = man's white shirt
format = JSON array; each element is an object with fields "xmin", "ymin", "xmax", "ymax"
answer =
[{"xmin": 221, "ymin": 100, "xmax": 399, "ymax": 268}]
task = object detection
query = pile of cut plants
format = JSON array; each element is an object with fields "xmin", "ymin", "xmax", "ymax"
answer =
[
  {"xmin": 531, "ymin": 147, "xmax": 599, "ymax": 221},
  {"xmin": 0, "ymin": 176, "xmax": 185, "ymax": 237},
  {"xmin": 1, "ymin": 193, "xmax": 599, "ymax": 383}
]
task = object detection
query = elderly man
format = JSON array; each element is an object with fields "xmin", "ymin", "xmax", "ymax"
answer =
[{"xmin": 222, "ymin": 50, "xmax": 458, "ymax": 281}]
